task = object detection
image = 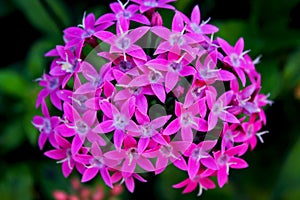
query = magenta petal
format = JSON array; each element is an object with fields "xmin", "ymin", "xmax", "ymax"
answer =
[
  {"xmin": 38, "ymin": 133, "xmax": 48, "ymax": 150},
  {"xmin": 219, "ymin": 111, "xmax": 240, "ymax": 124},
  {"xmin": 202, "ymin": 157, "xmax": 217, "ymax": 170},
  {"xmin": 122, "ymin": 159, "xmax": 136, "ymax": 174},
  {"xmin": 151, "ymin": 115, "xmax": 171, "ymax": 129},
  {"xmin": 217, "ymin": 165, "xmax": 228, "ymax": 188},
  {"xmin": 44, "ymin": 149, "xmax": 66, "ymax": 160},
  {"xmin": 181, "ymin": 127, "xmax": 194, "ymax": 142},
  {"xmin": 163, "ymin": 118, "xmax": 181, "ymax": 135},
  {"xmin": 62, "ymin": 161, "xmax": 73, "ymax": 177},
  {"xmin": 137, "ymin": 157, "xmax": 155, "ymax": 171},
  {"xmin": 82, "ymin": 167, "xmax": 99, "ymax": 182},
  {"xmin": 71, "ymin": 135, "xmax": 84, "ymax": 155},
  {"xmin": 172, "ymin": 156, "xmax": 187, "ymax": 171},
  {"xmin": 173, "ymin": 179, "xmax": 188, "ymax": 189},
  {"xmin": 138, "ymin": 137, "xmax": 150, "ymax": 153},
  {"xmin": 125, "ymin": 176, "xmax": 135, "ymax": 193},
  {"xmin": 104, "ymin": 150, "xmax": 126, "ymax": 160},
  {"xmin": 165, "ymin": 72, "xmax": 178, "ymax": 93},
  {"xmin": 172, "ymin": 13, "xmax": 184, "ymax": 32},
  {"xmin": 156, "ymin": 155, "xmax": 168, "ymax": 171},
  {"xmin": 208, "ymin": 112, "xmax": 219, "ymax": 131},
  {"xmin": 188, "ymin": 157, "xmax": 200, "ymax": 179},
  {"xmin": 93, "ymin": 120, "xmax": 114, "ymax": 133},
  {"xmin": 100, "ymin": 168, "xmax": 113, "ymax": 188},
  {"xmin": 191, "ymin": 5, "xmax": 201, "ymax": 25},
  {"xmin": 55, "ymin": 125, "xmax": 76, "ymax": 137},
  {"xmin": 151, "ymin": 83, "xmax": 166, "ymax": 103},
  {"xmin": 229, "ymin": 157, "xmax": 248, "ymax": 169},
  {"xmin": 152, "ymin": 134, "xmax": 168, "ymax": 145},
  {"xmin": 114, "ymin": 129, "xmax": 125, "ymax": 150},
  {"xmin": 234, "ymin": 38, "xmax": 245, "ymax": 55}
]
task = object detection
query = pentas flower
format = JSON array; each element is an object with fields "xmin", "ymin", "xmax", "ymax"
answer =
[
  {"xmin": 217, "ymin": 37, "xmax": 250, "ymax": 86},
  {"xmin": 74, "ymin": 142, "xmax": 118, "ymax": 187},
  {"xmin": 173, "ymin": 169, "xmax": 216, "ymax": 196},
  {"xmin": 44, "ymin": 134, "xmax": 87, "ymax": 177},
  {"xmin": 64, "ymin": 13, "xmax": 113, "ymax": 56},
  {"xmin": 206, "ymin": 90, "xmax": 240, "ymax": 131},
  {"xmin": 93, "ymin": 97, "xmax": 139, "ymax": 150},
  {"xmin": 33, "ymin": 0, "xmax": 271, "ymax": 196},
  {"xmin": 131, "ymin": 0, "xmax": 176, "ymax": 13},
  {"xmin": 151, "ymin": 12, "xmax": 202, "ymax": 56},
  {"xmin": 213, "ymin": 143, "xmax": 248, "ymax": 188},
  {"xmin": 47, "ymin": 45, "xmax": 81, "ymax": 88},
  {"xmin": 186, "ymin": 5, "xmax": 219, "ymax": 35},
  {"xmin": 163, "ymin": 101, "xmax": 207, "ymax": 142},
  {"xmin": 96, "ymin": 1, "xmax": 150, "ymax": 27},
  {"xmin": 94, "ymin": 26, "xmax": 150, "ymax": 61},
  {"xmin": 35, "ymin": 73, "xmax": 62, "ymax": 110},
  {"xmin": 32, "ymin": 100, "xmax": 60, "ymax": 150}
]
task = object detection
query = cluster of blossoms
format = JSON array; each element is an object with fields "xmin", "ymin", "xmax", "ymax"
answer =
[{"xmin": 32, "ymin": 0, "xmax": 272, "ymax": 196}]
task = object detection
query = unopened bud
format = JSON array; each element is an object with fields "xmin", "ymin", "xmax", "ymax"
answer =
[{"xmin": 151, "ymin": 12, "xmax": 163, "ymax": 26}]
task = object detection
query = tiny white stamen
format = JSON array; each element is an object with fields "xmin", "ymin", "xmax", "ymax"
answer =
[{"xmin": 256, "ymin": 131, "xmax": 269, "ymax": 143}]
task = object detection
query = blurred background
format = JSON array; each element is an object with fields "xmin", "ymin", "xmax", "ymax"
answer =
[{"xmin": 0, "ymin": 0, "xmax": 300, "ymax": 199}]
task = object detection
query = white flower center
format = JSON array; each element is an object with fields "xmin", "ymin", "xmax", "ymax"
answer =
[{"xmin": 113, "ymin": 114, "xmax": 128, "ymax": 130}]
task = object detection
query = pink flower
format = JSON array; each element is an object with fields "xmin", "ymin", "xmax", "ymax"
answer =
[
  {"xmin": 96, "ymin": 1, "xmax": 150, "ymax": 27},
  {"xmin": 186, "ymin": 5, "xmax": 218, "ymax": 35},
  {"xmin": 64, "ymin": 13, "xmax": 113, "ymax": 56},
  {"xmin": 93, "ymin": 97, "xmax": 139, "ymax": 149},
  {"xmin": 111, "ymin": 171, "xmax": 147, "ymax": 193},
  {"xmin": 213, "ymin": 144, "xmax": 248, "ymax": 187},
  {"xmin": 206, "ymin": 90, "xmax": 240, "ymax": 131},
  {"xmin": 151, "ymin": 12, "xmax": 203, "ymax": 56},
  {"xmin": 94, "ymin": 26, "xmax": 150, "ymax": 61},
  {"xmin": 173, "ymin": 169, "xmax": 216, "ymax": 196},
  {"xmin": 163, "ymin": 101, "xmax": 208, "ymax": 142},
  {"xmin": 32, "ymin": 100, "xmax": 60, "ymax": 150},
  {"xmin": 55, "ymin": 102, "xmax": 105, "ymax": 155},
  {"xmin": 75, "ymin": 143, "xmax": 118, "ymax": 188},
  {"xmin": 44, "ymin": 134, "xmax": 86, "ymax": 177},
  {"xmin": 217, "ymin": 37, "xmax": 250, "ymax": 86},
  {"xmin": 184, "ymin": 140, "xmax": 217, "ymax": 179},
  {"xmin": 35, "ymin": 73, "xmax": 62, "ymax": 110},
  {"xmin": 131, "ymin": 0, "xmax": 176, "ymax": 13}
]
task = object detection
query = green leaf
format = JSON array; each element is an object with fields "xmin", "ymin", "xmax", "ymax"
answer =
[
  {"xmin": 26, "ymin": 38, "xmax": 56, "ymax": 79},
  {"xmin": 0, "ymin": 0, "xmax": 15, "ymax": 17},
  {"xmin": 45, "ymin": 0, "xmax": 71, "ymax": 27},
  {"xmin": 0, "ymin": 121, "xmax": 25, "ymax": 154},
  {"xmin": 0, "ymin": 69, "xmax": 29, "ymax": 98},
  {"xmin": 12, "ymin": 0, "xmax": 60, "ymax": 36},
  {"xmin": 283, "ymin": 50, "xmax": 300, "ymax": 90},
  {"xmin": 0, "ymin": 164, "xmax": 34, "ymax": 200},
  {"xmin": 214, "ymin": 20, "xmax": 247, "ymax": 45},
  {"xmin": 271, "ymin": 135, "xmax": 300, "ymax": 200},
  {"xmin": 256, "ymin": 60, "xmax": 282, "ymax": 99}
]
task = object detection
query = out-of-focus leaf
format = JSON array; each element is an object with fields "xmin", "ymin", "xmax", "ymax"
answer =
[
  {"xmin": 0, "ymin": 69, "xmax": 29, "ymax": 98},
  {"xmin": 26, "ymin": 38, "xmax": 56, "ymax": 79},
  {"xmin": 283, "ymin": 50, "xmax": 300, "ymax": 90},
  {"xmin": 214, "ymin": 20, "xmax": 247, "ymax": 45},
  {"xmin": 45, "ymin": 0, "xmax": 71, "ymax": 27},
  {"xmin": 12, "ymin": 0, "xmax": 59, "ymax": 36},
  {"xmin": 257, "ymin": 60, "xmax": 282, "ymax": 99},
  {"xmin": 0, "ymin": 121, "xmax": 25, "ymax": 154},
  {"xmin": 23, "ymin": 84, "xmax": 40, "ymax": 146},
  {"xmin": 271, "ymin": 135, "xmax": 300, "ymax": 200},
  {"xmin": 0, "ymin": 0, "xmax": 15, "ymax": 17},
  {"xmin": 0, "ymin": 164, "xmax": 34, "ymax": 200}
]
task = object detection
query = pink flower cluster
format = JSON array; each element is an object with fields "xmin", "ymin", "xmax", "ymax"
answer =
[{"xmin": 32, "ymin": 0, "xmax": 272, "ymax": 196}]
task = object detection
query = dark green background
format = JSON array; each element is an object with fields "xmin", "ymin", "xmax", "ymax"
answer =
[{"xmin": 1, "ymin": 0, "xmax": 300, "ymax": 199}]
